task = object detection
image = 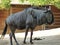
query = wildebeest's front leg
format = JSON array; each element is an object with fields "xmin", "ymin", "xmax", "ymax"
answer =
[
  {"xmin": 23, "ymin": 25, "xmax": 29, "ymax": 44},
  {"xmin": 30, "ymin": 28, "xmax": 34, "ymax": 44}
]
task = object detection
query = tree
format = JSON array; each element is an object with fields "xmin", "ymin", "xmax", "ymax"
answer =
[
  {"xmin": 19, "ymin": 0, "xmax": 60, "ymax": 9},
  {"xmin": 0, "ymin": 0, "xmax": 11, "ymax": 10},
  {"xmin": 0, "ymin": 0, "xmax": 60, "ymax": 9}
]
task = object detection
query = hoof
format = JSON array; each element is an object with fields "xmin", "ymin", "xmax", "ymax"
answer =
[
  {"xmin": 23, "ymin": 41, "xmax": 26, "ymax": 44},
  {"xmin": 30, "ymin": 42, "xmax": 33, "ymax": 44},
  {"xmin": 30, "ymin": 41, "xmax": 33, "ymax": 44}
]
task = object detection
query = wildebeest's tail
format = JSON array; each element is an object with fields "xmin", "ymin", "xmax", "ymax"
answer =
[{"xmin": 0, "ymin": 22, "xmax": 8, "ymax": 39}]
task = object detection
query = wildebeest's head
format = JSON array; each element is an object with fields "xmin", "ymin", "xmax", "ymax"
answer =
[
  {"xmin": 26, "ymin": 7, "xmax": 54, "ymax": 25},
  {"xmin": 44, "ymin": 9, "xmax": 54, "ymax": 25}
]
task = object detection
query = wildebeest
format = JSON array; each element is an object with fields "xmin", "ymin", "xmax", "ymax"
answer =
[{"xmin": 0, "ymin": 7, "xmax": 54, "ymax": 45}]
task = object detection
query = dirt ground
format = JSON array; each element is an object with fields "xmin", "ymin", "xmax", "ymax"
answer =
[
  {"xmin": 0, "ymin": 28, "xmax": 60, "ymax": 45},
  {"xmin": 0, "ymin": 35, "xmax": 60, "ymax": 45}
]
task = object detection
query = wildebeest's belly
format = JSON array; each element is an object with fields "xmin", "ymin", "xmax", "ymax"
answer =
[
  {"xmin": 16, "ymin": 23, "xmax": 26, "ymax": 30},
  {"xmin": 17, "ymin": 25, "xmax": 26, "ymax": 30}
]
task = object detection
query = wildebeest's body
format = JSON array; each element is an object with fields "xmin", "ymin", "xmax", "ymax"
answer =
[
  {"xmin": 6, "ymin": 10, "xmax": 27, "ymax": 29},
  {"xmin": 1, "ymin": 7, "xmax": 54, "ymax": 45}
]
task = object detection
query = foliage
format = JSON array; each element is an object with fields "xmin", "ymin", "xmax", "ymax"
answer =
[
  {"xmin": 54, "ymin": 1, "xmax": 60, "ymax": 9},
  {"xmin": 0, "ymin": 0, "xmax": 11, "ymax": 10},
  {"xmin": 0, "ymin": 0, "xmax": 60, "ymax": 9},
  {"xmin": 19, "ymin": 0, "xmax": 60, "ymax": 9},
  {"xmin": 19, "ymin": 0, "xmax": 25, "ymax": 3}
]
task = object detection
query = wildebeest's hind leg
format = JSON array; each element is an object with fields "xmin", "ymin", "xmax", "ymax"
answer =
[
  {"xmin": 9, "ymin": 33, "xmax": 13, "ymax": 45},
  {"xmin": 23, "ymin": 25, "xmax": 29, "ymax": 44},
  {"xmin": 10, "ymin": 26, "xmax": 19, "ymax": 45},
  {"xmin": 30, "ymin": 27, "xmax": 34, "ymax": 44}
]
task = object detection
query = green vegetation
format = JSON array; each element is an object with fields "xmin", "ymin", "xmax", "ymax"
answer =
[
  {"xmin": 19, "ymin": 0, "xmax": 60, "ymax": 9},
  {"xmin": 0, "ymin": 0, "xmax": 60, "ymax": 9},
  {"xmin": 0, "ymin": 0, "xmax": 11, "ymax": 10}
]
